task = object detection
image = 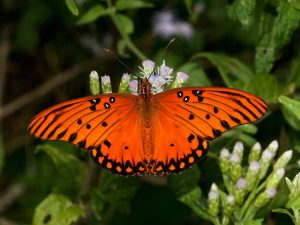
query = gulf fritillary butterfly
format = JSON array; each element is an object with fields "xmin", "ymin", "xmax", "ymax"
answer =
[{"xmin": 28, "ymin": 63, "xmax": 268, "ymax": 176}]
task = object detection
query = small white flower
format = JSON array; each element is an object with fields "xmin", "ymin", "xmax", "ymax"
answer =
[
  {"xmin": 159, "ymin": 62, "xmax": 173, "ymax": 77},
  {"xmin": 101, "ymin": 75, "xmax": 111, "ymax": 84},
  {"xmin": 142, "ymin": 60, "xmax": 155, "ymax": 72},
  {"xmin": 121, "ymin": 73, "xmax": 131, "ymax": 83},
  {"xmin": 262, "ymin": 150, "xmax": 273, "ymax": 160},
  {"xmin": 220, "ymin": 148, "xmax": 230, "ymax": 158},
  {"xmin": 249, "ymin": 160, "xmax": 261, "ymax": 172},
  {"xmin": 233, "ymin": 142, "xmax": 244, "ymax": 155},
  {"xmin": 176, "ymin": 21, "xmax": 194, "ymax": 39},
  {"xmin": 230, "ymin": 153, "xmax": 240, "ymax": 163},
  {"xmin": 208, "ymin": 183, "xmax": 218, "ymax": 200},
  {"xmin": 253, "ymin": 142, "xmax": 262, "ymax": 151},
  {"xmin": 153, "ymin": 10, "xmax": 194, "ymax": 40},
  {"xmin": 90, "ymin": 70, "xmax": 99, "ymax": 80},
  {"xmin": 268, "ymin": 140, "xmax": 279, "ymax": 152},
  {"xmin": 266, "ymin": 188, "xmax": 277, "ymax": 198},
  {"xmin": 297, "ymin": 160, "xmax": 300, "ymax": 168},
  {"xmin": 236, "ymin": 178, "xmax": 247, "ymax": 189},
  {"xmin": 176, "ymin": 72, "xmax": 189, "ymax": 83},
  {"xmin": 226, "ymin": 195, "xmax": 235, "ymax": 204},
  {"xmin": 275, "ymin": 168, "xmax": 285, "ymax": 178},
  {"xmin": 129, "ymin": 80, "xmax": 138, "ymax": 93},
  {"xmin": 149, "ymin": 76, "xmax": 167, "ymax": 93}
]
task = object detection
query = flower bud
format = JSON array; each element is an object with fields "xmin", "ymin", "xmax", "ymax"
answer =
[
  {"xmin": 234, "ymin": 178, "xmax": 247, "ymax": 204},
  {"xmin": 273, "ymin": 150, "xmax": 293, "ymax": 170},
  {"xmin": 219, "ymin": 148, "xmax": 230, "ymax": 173},
  {"xmin": 142, "ymin": 60, "xmax": 155, "ymax": 76},
  {"xmin": 233, "ymin": 141, "xmax": 244, "ymax": 159},
  {"xmin": 223, "ymin": 195, "xmax": 235, "ymax": 215},
  {"xmin": 208, "ymin": 183, "xmax": 219, "ymax": 216},
  {"xmin": 89, "ymin": 71, "xmax": 100, "ymax": 95},
  {"xmin": 101, "ymin": 75, "xmax": 112, "ymax": 93},
  {"xmin": 258, "ymin": 141, "xmax": 278, "ymax": 180},
  {"xmin": 129, "ymin": 80, "xmax": 138, "ymax": 94},
  {"xmin": 159, "ymin": 62, "xmax": 173, "ymax": 77},
  {"xmin": 266, "ymin": 168, "xmax": 285, "ymax": 189},
  {"xmin": 118, "ymin": 73, "xmax": 131, "ymax": 93},
  {"xmin": 254, "ymin": 188, "xmax": 277, "ymax": 208},
  {"xmin": 246, "ymin": 160, "xmax": 261, "ymax": 190},
  {"xmin": 171, "ymin": 71, "xmax": 189, "ymax": 88},
  {"xmin": 248, "ymin": 142, "xmax": 261, "ymax": 163},
  {"xmin": 230, "ymin": 153, "xmax": 242, "ymax": 182}
]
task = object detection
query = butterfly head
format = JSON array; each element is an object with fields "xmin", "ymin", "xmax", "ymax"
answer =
[{"xmin": 138, "ymin": 77, "xmax": 153, "ymax": 98}]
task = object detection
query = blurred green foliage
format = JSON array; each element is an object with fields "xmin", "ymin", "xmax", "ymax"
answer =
[{"xmin": 1, "ymin": 0, "xmax": 300, "ymax": 224}]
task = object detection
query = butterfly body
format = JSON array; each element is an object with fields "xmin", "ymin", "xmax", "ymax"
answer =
[{"xmin": 28, "ymin": 79, "xmax": 268, "ymax": 176}]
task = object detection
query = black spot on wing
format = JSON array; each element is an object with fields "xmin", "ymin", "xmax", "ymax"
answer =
[
  {"xmin": 103, "ymin": 140, "xmax": 111, "ymax": 148},
  {"xmin": 69, "ymin": 132, "xmax": 77, "ymax": 142},
  {"xmin": 188, "ymin": 134, "xmax": 195, "ymax": 143},
  {"xmin": 220, "ymin": 120, "xmax": 230, "ymax": 129},
  {"xmin": 47, "ymin": 124, "xmax": 62, "ymax": 139},
  {"xmin": 212, "ymin": 129, "xmax": 221, "ymax": 137}
]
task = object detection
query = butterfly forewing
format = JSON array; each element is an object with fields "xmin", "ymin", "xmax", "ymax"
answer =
[
  {"xmin": 152, "ymin": 87, "xmax": 268, "ymax": 174},
  {"xmin": 28, "ymin": 93, "xmax": 147, "ymax": 175}
]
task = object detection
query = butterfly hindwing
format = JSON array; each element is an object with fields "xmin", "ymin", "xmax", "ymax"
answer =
[
  {"xmin": 28, "ymin": 93, "xmax": 147, "ymax": 176},
  {"xmin": 152, "ymin": 87, "xmax": 268, "ymax": 174}
]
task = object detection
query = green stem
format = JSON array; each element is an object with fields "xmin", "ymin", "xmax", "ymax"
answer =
[
  {"xmin": 107, "ymin": 0, "xmax": 147, "ymax": 61},
  {"xmin": 240, "ymin": 180, "xmax": 266, "ymax": 219}
]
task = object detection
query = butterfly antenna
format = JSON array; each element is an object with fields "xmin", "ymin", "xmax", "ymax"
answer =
[
  {"xmin": 148, "ymin": 38, "xmax": 176, "ymax": 80},
  {"xmin": 104, "ymin": 49, "xmax": 134, "ymax": 74}
]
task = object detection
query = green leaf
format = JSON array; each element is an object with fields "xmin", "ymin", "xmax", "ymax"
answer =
[
  {"xmin": 286, "ymin": 190, "xmax": 300, "ymax": 209},
  {"xmin": 255, "ymin": 1, "xmax": 300, "ymax": 74},
  {"xmin": 243, "ymin": 74, "xmax": 281, "ymax": 103},
  {"xmin": 76, "ymin": 5, "xmax": 108, "ymax": 25},
  {"xmin": 89, "ymin": 188, "xmax": 105, "ymax": 221},
  {"xmin": 168, "ymin": 166, "xmax": 201, "ymax": 197},
  {"xmin": 38, "ymin": 143, "xmax": 86, "ymax": 185},
  {"xmin": 184, "ymin": 0, "xmax": 193, "ymax": 14},
  {"xmin": 178, "ymin": 188, "xmax": 212, "ymax": 221},
  {"xmin": 33, "ymin": 193, "xmax": 85, "ymax": 225},
  {"xmin": 243, "ymin": 219, "xmax": 263, "ymax": 225},
  {"xmin": 98, "ymin": 170, "xmax": 140, "ymax": 214},
  {"xmin": 115, "ymin": 14, "xmax": 134, "ymax": 35},
  {"xmin": 273, "ymin": 208, "xmax": 295, "ymax": 220},
  {"xmin": 115, "ymin": 0, "xmax": 153, "ymax": 10},
  {"xmin": 192, "ymin": 52, "xmax": 254, "ymax": 88},
  {"xmin": 234, "ymin": 124, "xmax": 258, "ymax": 134},
  {"xmin": 227, "ymin": 0, "xmax": 256, "ymax": 28},
  {"xmin": 177, "ymin": 62, "xmax": 211, "ymax": 86},
  {"xmin": 279, "ymin": 95, "xmax": 300, "ymax": 131},
  {"xmin": 65, "ymin": 0, "xmax": 79, "ymax": 16}
]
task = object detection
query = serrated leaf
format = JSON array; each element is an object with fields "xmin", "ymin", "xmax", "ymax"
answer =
[
  {"xmin": 33, "ymin": 193, "xmax": 85, "ymax": 225},
  {"xmin": 115, "ymin": 0, "xmax": 153, "ymax": 10},
  {"xmin": 192, "ymin": 52, "xmax": 254, "ymax": 88},
  {"xmin": 115, "ymin": 14, "xmax": 134, "ymax": 34},
  {"xmin": 177, "ymin": 62, "xmax": 211, "ymax": 86},
  {"xmin": 76, "ymin": 5, "xmax": 108, "ymax": 25},
  {"xmin": 279, "ymin": 95, "xmax": 300, "ymax": 131},
  {"xmin": 65, "ymin": 0, "xmax": 79, "ymax": 16},
  {"xmin": 227, "ymin": 0, "xmax": 256, "ymax": 28},
  {"xmin": 38, "ymin": 143, "xmax": 86, "ymax": 185},
  {"xmin": 243, "ymin": 74, "xmax": 281, "ymax": 103}
]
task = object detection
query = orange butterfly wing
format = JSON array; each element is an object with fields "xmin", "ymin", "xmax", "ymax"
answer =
[
  {"xmin": 28, "ymin": 94, "xmax": 147, "ymax": 176},
  {"xmin": 150, "ymin": 87, "xmax": 268, "ymax": 175}
]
